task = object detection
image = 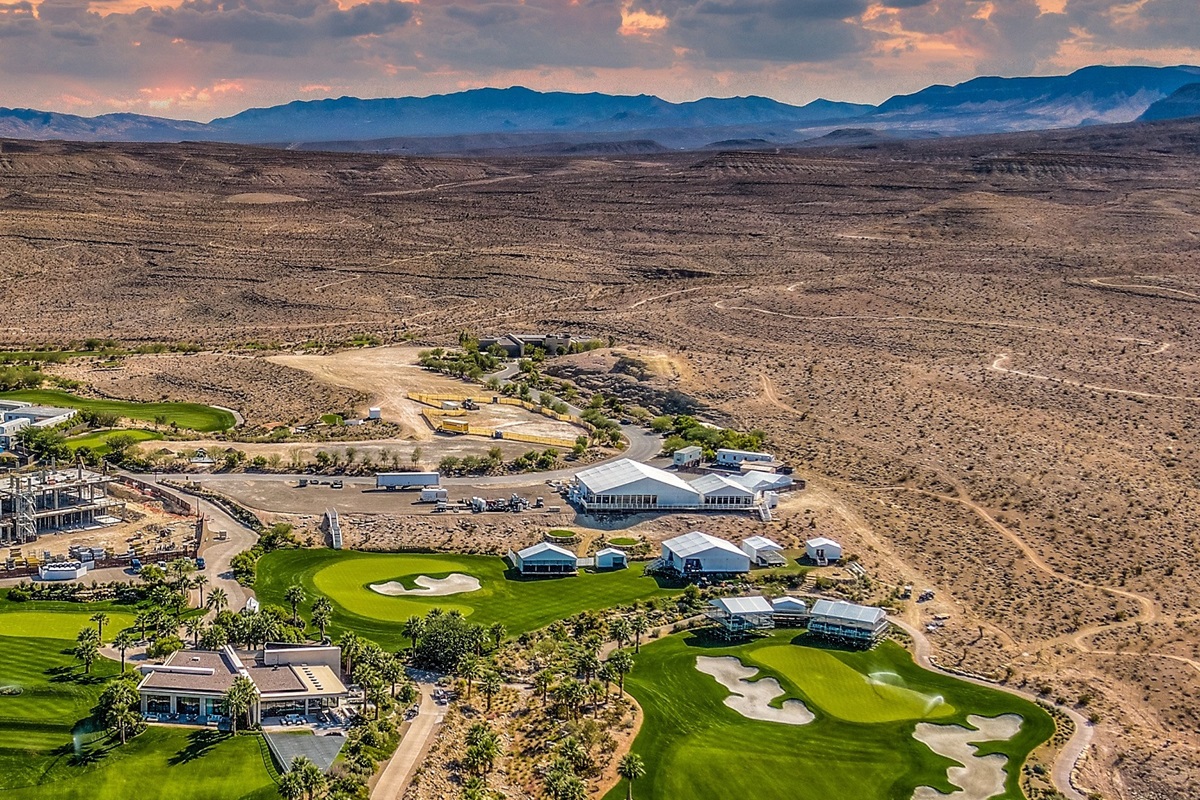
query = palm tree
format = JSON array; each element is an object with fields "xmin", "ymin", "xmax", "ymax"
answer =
[
  {"xmin": 487, "ymin": 621, "xmax": 506, "ymax": 651},
  {"xmin": 534, "ymin": 669, "xmax": 554, "ymax": 705},
  {"xmin": 74, "ymin": 627, "xmax": 100, "ymax": 674},
  {"xmin": 91, "ymin": 611, "xmax": 109, "ymax": 643},
  {"xmin": 574, "ymin": 651, "xmax": 599, "ymax": 681},
  {"xmin": 135, "ymin": 610, "xmax": 151, "ymax": 642},
  {"xmin": 459, "ymin": 655, "xmax": 481, "ymax": 699},
  {"xmin": 113, "ymin": 630, "xmax": 136, "ymax": 672},
  {"xmin": 598, "ymin": 663, "xmax": 616, "ymax": 702},
  {"xmin": 278, "ymin": 771, "xmax": 305, "ymax": 800},
  {"xmin": 554, "ymin": 679, "xmax": 585, "ymax": 721},
  {"xmin": 618, "ymin": 753, "xmax": 646, "ymax": 800},
  {"xmin": 289, "ymin": 756, "xmax": 327, "ymax": 800},
  {"xmin": 609, "ymin": 650, "xmax": 633, "ymax": 695},
  {"xmin": 206, "ymin": 586, "xmax": 228, "ymax": 616},
  {"xmin": 337, "ymin": 631, "xmax": 362, "ymax": 677},
  {"xmin": 284, "ymin": 583, "xmax": 306, "ymax": 627},
  {"xmin": 588, "ymin": 679, "xmax": 605, "ymax": 718},
  {"xmin": 98, "ymin": 679, "xmax": 141, "ymax": 745},
  {"xmin": 630, "ymin": 615, "xmax": 649, "ymax": 653},
  {"xmin": 381, "ymin": 656, "xmax": 403, "ymax": 698},
  {"xmin": 311, "ymin": 597, "xmax": 333, "ymax": 641},
  {"xmin": 193, "ymin": 574, "xmax": 208, "ymax": 609},
  {"xmin": 401, "ymin": 614, "xmax": 424, "ymax": 653},
  {"xmin": 609, "ymin": 618, "xmax": 631, "ymax": 649},
  {"xmin": 222, "ymin": 675, "xmax": 256, "ymax": 734},
  {"xmin": 480, "ymin": 671, "xmax": 501, "ymax": 712},
  {"xmin": 184, "ymin": 616, "xmax": 204, "ymax": 648}
]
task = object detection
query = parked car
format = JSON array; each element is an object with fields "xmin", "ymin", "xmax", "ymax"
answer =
[{"xmin": 195, "ymin": 557, "xmax": 206, "ymax": 570}]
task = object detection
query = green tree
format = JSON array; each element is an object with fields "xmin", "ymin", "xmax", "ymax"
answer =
[
  {"xmin": 608, "ymin": 651, "xmax": 633, "ymax": 695},
  {"xmin": 487, "ymin": 621, "xmax": 506, "ymax": 651},
  {"xmin": 113, "ymin": 630, "xmax": 136, "ymax": 673},
  {"xmin": 206, "ymin": 586, "xmax": 228, "ymax": 616},
  {"xmin": 97, "ymin": 676, "xmax": 142, "ymax": 745},
  {"xmin": 311, "ymin": 596, "xmax": 333, "ymax": 641},
  {"xmin": 480, "ymin": 671, "xmax": 501, "ymax": 712},
  {"xmin": 401, "ymin": 614, "xmax": 425, "ymax": 653},
  {"xmin": 90, "ymin": 611, "xmax": 109, "ymax": 643},
  {"xmin": 337, "ymin": 630, "xmax": 362, "ymax": 678},
  {"xmin": 609, "ymin": 618, "xmax": 632, "ymax": 649},
  {"xmin": 630, "ymin": 614, "xmax": 649, "ymax": 653},
  {"xmin": 459, "ymin": 655, "xmax": 481, "ymax": 699},
  {"xmin": 290, "ymin": 755, "xmax": 327, "ymax": 800},
  {"xmin": 222, "ymin": 675, "xmax": 257, "ymax": 734},
  {"xmin": 618, "ymin": 753, "xmax": 647, "ymax": 800},
  {"xmin": 534, "ymin": 669, "xmax": 554, "ymax": 705},
  {"xmin": 285, "ymin": 583, "xmax": 306, "ymax": 627},
  {"xmin": 74, "ymin": 627, "xmax": 100, "ymax": 673}
]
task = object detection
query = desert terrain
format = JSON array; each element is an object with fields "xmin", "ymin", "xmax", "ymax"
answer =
[{"xmin": 3, "ymin": 119, "xmax": 1200, "ymax": 797}]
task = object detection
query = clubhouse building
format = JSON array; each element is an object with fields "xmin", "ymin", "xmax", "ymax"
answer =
[{"xmin": 137, "ymin": 643, "xmax": 348, "ymax": 725}]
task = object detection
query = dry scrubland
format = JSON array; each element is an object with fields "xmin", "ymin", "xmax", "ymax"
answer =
[{"xmin": 3, "ymin": 121, "xmax": 1200, "ymax": 797}]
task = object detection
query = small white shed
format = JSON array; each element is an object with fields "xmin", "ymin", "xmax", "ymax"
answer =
[
  {"xmin": 741, "ymin": 535, "xmax": 786, "ymax": 566},
  {"xmin": 805, "ymin": 537, "xmax": 842, "ymax": 565},
  {"xmin": 673, "ymin": 445, "xmax": 702, "ymax": 468},
  {"xmin": 594, "ymin": 548, "xmax": 628, "ymax": 570}
]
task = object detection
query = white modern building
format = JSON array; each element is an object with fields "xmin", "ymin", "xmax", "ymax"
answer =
[
  {"xmin": 1, "ymin": 402, "xmax": 77, "ymax": 429},
  {"xmin": 672, "ymin": 445, "xmax": 703, "ymax": 468},
  {"xmin": 570, "ymin": 459, "xmax": 702, "ymax": 512},
  {"xmin": 706, "ymin": 595, "xmax": 776, "ymax": 638},
  {"xmin": 715, "ymin": 448, "xmax": 775, "ymax": 468},
  {"xmin": 691, "ymin": 473, "xmax": 757, "ymax": 509},
  {"xmin": 805, "ymin": 537, "xmax": 843, "ymax": 565},
  {"xmin": 509, "ymin": 542, "xmax": 578, "ymax": 575},
  {"xmin": 808, "ymin": 599, "xmax": 888, "ymax": 647},
  {"xmin": 660, "ymin": 531, "xmax": 750, "ymax": 575},
  {"xmin": 136, "ymin": 643, "xmax": 348, "ymax": 725},
  {"xmin": 741, "ymin": 535, "xmax": 786, "ymax": 567},
  {"xmin": 594, "ymin": 547, "xmax": 628, "ymax": 570},
  {"xmin": 771, "ymin": 596, "xmax": 809, "ymax": 626}
]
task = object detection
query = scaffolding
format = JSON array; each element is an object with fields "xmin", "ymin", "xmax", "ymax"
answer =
[{"xmin": 0, "ymin": 466, "xmax": 125, "ymax": 545}]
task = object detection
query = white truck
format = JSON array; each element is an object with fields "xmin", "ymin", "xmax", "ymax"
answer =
[
  {"xmin": 376, "ymin": 472, "xmax": 441, "ymax": 490},
  {"xmin": 419, "ymin": 487, "xmax": 449, "ymax": 503}
]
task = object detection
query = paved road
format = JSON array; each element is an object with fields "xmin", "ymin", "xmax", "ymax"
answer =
[
  {"xmin": 889, "ymin": 617, "xmax": 1092, "ymax": 800},
  {"xmin": 370, "ymin": 682, "xmax": 445, "ymax": 800}
]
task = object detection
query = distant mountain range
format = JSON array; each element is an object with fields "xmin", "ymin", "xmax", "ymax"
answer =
[{"xmin": 2, "ymin": 65, "xmax": 1200, "ymax": 154}]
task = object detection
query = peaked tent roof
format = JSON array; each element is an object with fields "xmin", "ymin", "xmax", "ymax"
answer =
[
  {"xmin": 662, "ymin": 530, "xmax": 747, "ymax": 559},
  {"xmin": 575, "ymin": 458, "xmax": 699, "ymax": 495},
  {"xmin": 809, "ymin": 599, "xmax": 886, "ymax": 625},
  {"xmin": 710, "ymin": 596, "xmax": 775, "ymax": 615},
  {"xmin": 595, "ymin": 547, "xmax": 626, "ymax": 558},
  {"xmin": 806, "ymin": 536, "xmax": 841, "ymax": 549},
  {"xmin": 772, "ymin": 596, "xmax": 809, "ymax": 612},
  {"xmin": 517, "ymin": 542, "xmax": 577, "ymax": 560},
  {"xmin": 742, "ymin": 535, "xmax": 782, "ymax": 551},
  {"xmin": 689, "ymin": 473, "xmax": 756, "ymax": 496}
]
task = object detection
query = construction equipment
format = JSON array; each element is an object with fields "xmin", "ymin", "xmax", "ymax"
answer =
[{"xmin": 462, "ymin": 398, "xmax": 479, "ymax": 411}]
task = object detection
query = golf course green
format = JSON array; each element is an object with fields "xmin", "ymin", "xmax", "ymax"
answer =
[
  {"xmin": 65, "ymin": 429, "xmax": 165, "ymax": 455},
  {"xmin": 0, "ymin": 390, "xmax": 235, "ymax": 432},
  {"xmin": 604, "ymin": 631, "xmax": 1055, "ymax": 800},
  {"xmin": 256, "ymin": 549, "xmax": 683, "ymax": 649},
  {"xmin": 0, "ymin": 633, "xmax": 277, "ymax": 800}
]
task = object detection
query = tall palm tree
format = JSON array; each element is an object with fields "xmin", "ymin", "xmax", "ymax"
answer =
[
  {"xmin": 401, "ymin": 615, "xmax": 424, "ymax": 653},
  {"xmin": 98, "ymin": 679, "xmax": 141, "ymax": 745},
  {"xmin": 618, "ymin": 753, "xmax": 646, "ymax": 800},
  {"xmin": 289, "ymin": 756, "xmax": 327, "ymax": 800},
  {"xmin": 459, "ymin": 655, "xmax": 481, "ymax": 699},
  {"xmin": 284, "ymin": 583, "xmax": 306, "ymax": 628},
  {"xmin": 487, "ymin": 621, "xmax": 506, "ymax": 651},
  {"xmin": 113, "ymin": 630, "xmax": 136, "ymax": 672},
  {"xmin": 222, "ymin": 675, "xmax": 256, "ymax": 734},
  {"xmin": 534, "ymin": 669, "xmax": 554, "ymax": 705},
  {"xmin": 630, "ymin": 615, "xmax": 649, "ymax": 653},
  {"xmin": 311, "ymin": 597, "xmax": 333, "ymax": 642},
  {"xmin": 91, "ymin": 611, "xmax": 109, "ymax": 643},
  {"xmin": 193, "ymin": 574, "xmax": 208, "ymax": 609},
  {"xmin": 609, "ymin": 651, "xmax": 633, "ymax": 696},
  {"xmin": 74, "ymin": 628, "xmax": 100, "ymax": 674},
  {"xmin": 206, "ymin": 586, "xmax": 228, "ymax": 616},
  {"xmin": 609, "ymin": 618, "xmax": 631, "ymax": 649},
  {"xmin": 480, "ymin": 671, "xmax": 501, "ymax": 712},
  {"xmin": 184, "ymin": 617, "xmax": 204, "ymax": 648},
  {"xmin": 337, "ymin": 631, "xmax": 361, "ymax": 678}
]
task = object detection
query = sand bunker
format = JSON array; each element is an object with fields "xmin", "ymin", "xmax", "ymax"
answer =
[
  {"xmin": 369, "ymin": 574, "xmax": 481, "ymax": 597},
  {"xmin": 912, "ymin": 714, "xmax": 1023, "ymax": 800},
  {"xmin": 695, "ymin": 656, "xmax": 814, "ymax": 726},
  {"xmin": 225, "ymin": 192, "xmax": 309, "ymax": 204}
]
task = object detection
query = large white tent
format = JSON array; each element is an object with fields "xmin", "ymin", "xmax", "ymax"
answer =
[
  {"xmin": 571, "ymin": 459, "xmax": 702, "ymax": 512},
  {"xmin": 660, "ymin": 531, "xmax": 751, "ymax": 575},
  {"xmin": 509, "ymin": 542, "xmax": 578, "ymax": 575}
]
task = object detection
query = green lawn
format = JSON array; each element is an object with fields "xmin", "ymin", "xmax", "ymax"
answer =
[
  {"xmin": 0, "ymin": 610, "xmax": 137, "ymax": 641},
  {"xmin": 0, "ymin": 390, "xmax": 234, "ymax": 432},
  {"xmin": 256, "ymin": 549, "xmax": 682, "ymax": 650},
  {"xmin": 65, "ymin": 429, "xmax": 165, "ymax": 455},
  {"xmin": 603, "ymin": 631, "xmax": 1055, "ymax": 800},
  {"xmin": 0, "ymin": 634, "xmax": 276, "ymax": 800}
]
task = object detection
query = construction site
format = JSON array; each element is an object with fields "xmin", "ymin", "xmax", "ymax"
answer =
[{"xmin": 0, "ymin": 466, "xmax": 124, "ymax": 546}]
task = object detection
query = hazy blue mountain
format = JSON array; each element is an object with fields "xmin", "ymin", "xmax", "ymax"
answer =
[
  {"xmin": 867, "ymin": 65, "xmax": 1200, "ymax": 134},
  {"xmin": 1139, "ymin": 83, "xmax": 1200, "ymax": 121},
  {"xmin": 0, "ymin": 107, "xmax": 207, "ymax": 142}
]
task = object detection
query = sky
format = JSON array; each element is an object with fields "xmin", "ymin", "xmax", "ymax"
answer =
[{"xmin": 1, "ymin": 0, "xmax": 1198, "ymax": 120}]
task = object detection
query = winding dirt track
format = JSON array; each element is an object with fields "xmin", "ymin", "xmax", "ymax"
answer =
[{"xmin": 989, "ymin": 354, "xmax": 1200, "ymax": 402}]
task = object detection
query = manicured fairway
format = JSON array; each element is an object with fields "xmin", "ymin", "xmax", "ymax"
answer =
[
  {"xmin": 0, "ymin": 634, "xmax": 277, "ymax": 800},
  {"xmin": 0, "ymin": 390, "xmax": 235, "ymax": 432},
  {"xmin": 256, "ymin": 549, "xmax": 683, "ymax": 649},
  {"xmin": 65, "ymin": 429, "xmax": 164, "ymax": 454},
  {"xmin": 0, "ymin": 609, "xmax": 137, "ymax": 640},
  {"xmin": 603, "ymin": 631, "xmax": 1055, "ymax": 800}
]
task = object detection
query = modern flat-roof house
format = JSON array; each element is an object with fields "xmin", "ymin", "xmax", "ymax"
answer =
[
  {"xmin": 137, "ymin": 644, "xmax": 347, "ymax": 725},
  {"xmin": 771, "ymin": 596, "xmax": 809, "ymax": 626},
  {"xmin": 805, "ymin": 537, "xmax": 843, "ymax": 565},
  {"xmin": 660, "ymin": 531, "xmax": 750, "ymax": 576},
  {"xmin": 509, "ymin": 542, "xmax": 578, "ymax": 575},
  {"xmin": 672, "ymin": 445, "xmax": 703, "ymax": 469},
  {"xmin": 807, "ymin": 599, "xmax": 888, "ymax": 648},
  {"xmin": 594, "ymin": 547, "xmax": 628, "ymax": 570},
  {"xmin": 741, "ymin": 535, "xmax": 787, "ymax": 567},
  {"xmin": 706, "ymin": 596, "xmax": 776, "ymax": 638},
  {"xmin": 570, "ymin": 459, "xmax": 703, "ymax": 512},
  {"xmin": 714, "ymin": 448, "xmax": 776, "ymax": 468},
  {"xmin": 480, "ymin": 332, "xmax": 573, "ymax": 357}
]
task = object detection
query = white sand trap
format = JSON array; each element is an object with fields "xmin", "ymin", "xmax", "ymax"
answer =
[
  {"xmin": 695, "ymin": 656, "xmax": 814, "ymax": 726},
  {"xmin": 225, "ymin": 192, "xmax": 309, "ymax": 204},
  {"xmin": 369, "ymin": 574, "xmax": 481, "ymax": 597},
  {"xmin": 912, "ymin": 713, "xmax": 1023, "ymax": 800}
]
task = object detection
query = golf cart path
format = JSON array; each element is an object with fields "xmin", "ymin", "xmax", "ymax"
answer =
[
  {"xmin": 371, "ymin": 682, "xmax": 444, "ymax": 800},
  {"xmin": 891, "ymin": 617, "xmax": 1092, "ymax": 800}
]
